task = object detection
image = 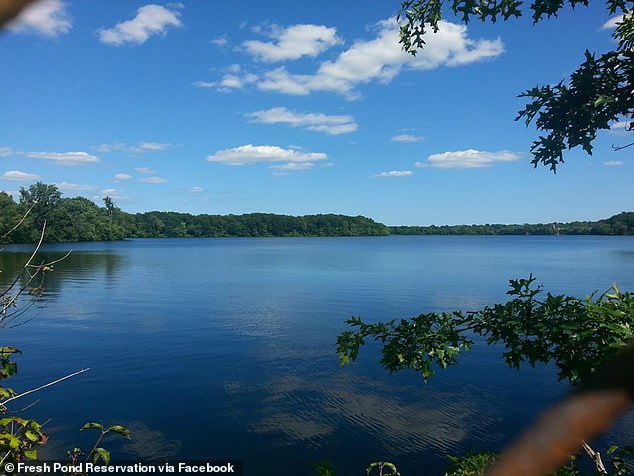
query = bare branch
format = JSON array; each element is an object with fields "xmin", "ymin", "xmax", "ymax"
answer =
[
  {"xmin": 612, "ymin": 141, "xmax": 634, "ymax": 151},
  {"xmin": 1, "ymin": 201, "xmax": 36, "ymax": 240},
  {"xmin": 2, "ymin": 368, "xmax": 90, "ymax": 407},
  {"xmin": 581, "ymin": 441, "xmax": 608, "ymax": 475}
]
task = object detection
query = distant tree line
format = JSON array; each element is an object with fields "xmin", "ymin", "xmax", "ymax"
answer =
[
  {"xmin": 1, "ymin": 183, "xmax": 632, "ymax": 244},
  {"xmin": 389, "ymin": 213, "xmax": 634, "ymax": 236},
  {"xmin": 0, "ymin": 183, "xmax": 390, "ymax": 243}
]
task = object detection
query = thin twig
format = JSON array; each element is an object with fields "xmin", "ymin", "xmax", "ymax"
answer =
[
  {"xmin": 10, "ymin": 398, "xmax": 40, "ymax": 414},
  {"xmin": 0, "ymin": 221, "xmax": 47, "ymax": 302},
  {"xmin": 1, "ymin": 201, "xmax": 36, "ymax": 240},
  {"xmin": 2, "ymin": 368, "xmax": 90, "ymax": 406},
  {"xmin": 612, "ymin": 141, "xmax": 634, "ymax": 151}
]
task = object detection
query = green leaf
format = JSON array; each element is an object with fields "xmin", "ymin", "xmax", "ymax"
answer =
[
  {"xmin": 106, "ymin": 425, "xmax": 131, "ymax": 439},
  {"xmin": 81, "ymin": 422, "xmax": 104, "ymax": 431},
  {"xmin": 0, "ymin": 347, "xmax": 21, "ymax": 357},
  {"xmin": 91, "ymin": 447, "xmax": 110, "ymax": 465},
  {"xmin": 24, "ymin": 449, "xmax": 38, "ymax": 460}
]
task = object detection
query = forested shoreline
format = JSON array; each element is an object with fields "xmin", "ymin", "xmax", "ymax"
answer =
[
  {"xmin": 389, "ymin": 212, "xmax": 634, "ymax": 236},
  {"xmin": 1, "ymin": 183, "xmax": 633, "ymax": 243}
]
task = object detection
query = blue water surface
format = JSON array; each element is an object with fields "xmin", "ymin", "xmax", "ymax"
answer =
[{"xmin": 1, "ymin": 235, "xmax": 633, "ymax": 475}]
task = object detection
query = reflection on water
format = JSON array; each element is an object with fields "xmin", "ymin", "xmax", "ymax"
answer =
[{"xmin": 1, "ymin": 236, "xmax": 633, "ymax": 475}]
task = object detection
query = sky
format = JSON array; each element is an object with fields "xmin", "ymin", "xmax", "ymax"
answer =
[{"xmin": 0, "ymin": 0, "xmax": 632, "ymax": 225}]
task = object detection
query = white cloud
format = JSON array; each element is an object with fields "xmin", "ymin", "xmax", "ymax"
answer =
[
  {"xmin": 140, "ymin": 175, "xmax": 167, "ymax": 184},
  {"xmin": 189, "ymin": 186, "xmax": 204, "ymax": 193},
  {"xmin": 2, "ymin": 170, "xmax": 40, "ymax": 181},
  {"xmin": 96, "ymin": 141, "xmax": 171, "ymax": 153},
  {"xmin": 135, "ymin": 167, "xmax": 156, "ymax": 174},
  {"xmin": 252, "ymin": 19, "xmax": 503, "ymax": 98},
  {"xmin": 602, "ymin": 15, "xmax": 623, "ymax": 29},
  {"xmin": 609, "ymin": 121, "xmax": 632, "ymax": 136},
  {"xmin": 415, "ymin": 149, "xmax": 521, "ymax": 169},
  {"xmin": 56, "ymin": 181, "xmax": 96, "ymax": 191},
  {"xmin": 372, "ymin": 170, "xmax": 414, "ymax": 178},
  {"xmin": 8, "ymin": 0, "xmax": 71, "ymax": 37},
  {"xmin": 27, "ymin": 151, "xmax": 99, "ymax": 165},
  {"xmin": 243, "ymin": 24, "xmax": 342, "ymax": 62},
  {"xmin": 193, "ymin": 71, "xmax": 258, "ymax": 92},
  {"xmin": 604, "ymin": 160, "xmax": 625, "ymax": 166},
  {"xmin": 207, "ymin": 144, "xmax": 328, "ymax": 173},
  {"xmin": 98, "ymin": 4, "xmax": 183, "ymax": 46},
  {"xmin": 211, "ymin": 36, "xmax": 228, "ymax": 47},
  {"xmin": 270, "ymin": 162, "xmax": 318, "ymax": 175},
  {"xmin": 114, "ymin": 173, "xmax": 133, "ymax": 182},
  {"xmin": 192, "ymin": 81, "xmax": 217, "ymax": 89},
  {"xmin": 391, "ymin": 134, "xmax": 423, "ymax": 143},
  {"xmin": 97, "ymin": 188, "xmax": 131, "ymax": 202},
  {"xmin": 246, "ymin": 107, "xmax": 358, "ymax": 135},
  {"xmin": 138, "ymin": 141, "xmax": 170, "ymax": 151},
  {"xmin": 0, "ymin": 147, "xmax": 14, "ymax": 157}
]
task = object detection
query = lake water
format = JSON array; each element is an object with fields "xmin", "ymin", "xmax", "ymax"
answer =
[{"xmin": 1, "ymin": 235, "xmax": 633, "ymax": 475}]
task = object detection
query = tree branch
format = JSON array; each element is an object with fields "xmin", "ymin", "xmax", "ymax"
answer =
[{"xmin": 1, "ymin": 368, "xmax": 90, "ymax": 407}]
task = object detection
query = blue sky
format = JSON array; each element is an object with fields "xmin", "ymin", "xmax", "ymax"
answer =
[{"xmin": 0, "ymin": 0, "xmax": 631, "ymax": 225}]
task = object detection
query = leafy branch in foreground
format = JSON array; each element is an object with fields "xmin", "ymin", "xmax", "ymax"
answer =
[
  {"xmin": 337, "ymin": 275, "xmax": 634, "ymax": 385},
  {"xmin": 397, "ymin": 0, "xmax": 634, "ymax": 170},
  {"xmin": 0, "ymin": 216, "xmax": 130, "ymax": 467},
  {"xmin": 68, "ymin": 423, "xmax": 131, "ymax": 466}
]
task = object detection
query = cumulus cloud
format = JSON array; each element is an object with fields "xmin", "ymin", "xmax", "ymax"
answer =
[
  {"xmin": 2, "ymin": 170, "xmax": 40, "ymax": 181},
  {"xmin": 604, "ymin": 160, "xmax": 624, "ymax": 166},
  {"xmin": 98, "ymin": 4, "xmax": 183, "ymax": 46},
  {"xmin": 243, "ymin": 24, "xmax": 342, "ymax": 62},
  {"xmin": 56, "ymin": 181, "xmax": 96, "ymax": 191},
  {"xmin": 211, "ymin": 36, "xmax": 228, "ymax": 47},
  {"xmin": 372, "ymin": 170, "xmax": 414, "ymax": 178},
  {"xmin": 391, "ymin": 134, "xmax": 423, "ymax": 143},
  {"xmin": 96, "ymin": 141, "xmax": 171, "ymax": 153},
  {"xmin": 246, "ymin": 107, "xmax": 358, "ymax": 135},
  {"xmin": 27, "ymin": 151, "xmax": 99, "ymax": 165},
  {"xmin": 8, "ymin": 0, "xmax": 71, "ymax": 37},
  {"xmin": 0, "ymin": 147, "xmax": 14, "ymax": 157},
  {"xmin": 189, "ymin": 186, "xmax": 205, "ymax": 193},
  {"xmin": 114, "ymin": 173, "xmax": 133, "ymax": 182},
  {"xmin": 193, "ymin": 68, "xmax": 258, "ymax": 92},
  {"xmin": 140, "ymin": 175, "xmax": 167, "ymax": 184},
  {"xmin": 135, "ymin": 167, "xmax": 156, "ymax": 174},
  {"xmin": 602, "ymin": 15, "xmax": 623, "ymax": 29},
  {"xmin": 415, "ymin": 149, "xmax": 520, "ymax": 169},
  {"xmin": 212, "ymin": 19, "xmax": 503, "ymax": 98},
  {"xmin": 207, "ymin": 144, "xmax": 328, "ymax": 173}
]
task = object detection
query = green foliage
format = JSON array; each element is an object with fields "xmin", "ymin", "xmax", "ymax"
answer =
[
  {"xmin": 0, "ymin": 348, "xmax": 49, "ymax": 463},
  {"xmin": 2, "ymin": 183, "xmax": 634, "ymax": 243},
  {"xmin": 389, "ymin": 212, "xmax": 634, "ymax": 235},
  {"xmin": 0, "ymin": 186, "xmax": 390, "ymax": 243},
  {"xmin": 77, "ymin": 422, "xmax": 131, "ymax": 465},
  {"xmin": 0, "ymin": 416, "xmax": 47, "ymax": 462},
  {"xmin": 338, "ymin": 275, "xmax": 634, "ymax": 385},
  {"xmin": 0, "ymin": 216, "xmax": 129, "ymax": 469},
  {"xmin": 367, "ymin": 461, "xmax": 401, "ymax": 475},
  {"xmin": 517, "ymin": 48, "xmax": 634, "ymax": 171},
  {"xmin": 311, "ymin": 459, "xmax": 336, "ymax": 476},
  {"xmin": 607, "ymin": 445, "xmax": 634, "ymax": 475},
  {"xmin": 444, "ymin": 452, "xmax": 496, "ymax": 476},
  {"xmin": 398, "ymin": 0, "xmax": 634, "ymax": 170}
]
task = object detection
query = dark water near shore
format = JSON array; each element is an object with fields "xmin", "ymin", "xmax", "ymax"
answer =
[{"xmin": 1, "ymin": 235, "xmax": 633, "ymax": 474}]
